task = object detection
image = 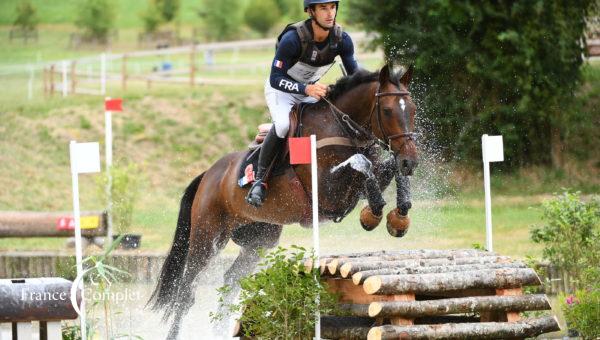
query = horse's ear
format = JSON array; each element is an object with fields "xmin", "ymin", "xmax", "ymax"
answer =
[
  {"xmin": 379, "ymin": 64, "xmax": 391, "ymax": 84},
  {"xmin": 400, "ymin": 64, "xmax": 414, "ymax": 87}
]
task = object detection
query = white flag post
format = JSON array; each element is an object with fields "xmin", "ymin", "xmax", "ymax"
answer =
[
  {"xmin": 69, "ymin": 141, "xmax": 101, "ymax": 340},
  {"xmin": 481, "ymin": 134, "xmax": 504, "ymax": 252},
  {"xmin": 105, "ymin": 98, "xmax": 114, "ymax": 243},
  {"xmin": 310, "ymin": 134, "xmax": 320, "ymax": 340}
]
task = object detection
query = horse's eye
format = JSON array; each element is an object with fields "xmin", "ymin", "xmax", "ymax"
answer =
[{"xmin": 383, "ymin": 108, "xmax": 392, "ymax": 116}]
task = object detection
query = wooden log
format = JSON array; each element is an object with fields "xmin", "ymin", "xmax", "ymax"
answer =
[
  {"xmin": 327, "ymin": 279, "xmax": 414, "ymax": 305},
  {"xmin": 369, "ymin": 294, "xmax": 550, "ymax": 318},
  {"xmin": 339, "ymin": 303, "xmax": 371, "ymax": 317},
  {"xmin": 363, "ymin": 268, "xmax": 541, "ymax": 295},
  {"xmin": 340, "ymin": 256, "xmax": 512, "ymax": 278},
  {"xmin": 367, "ymin": 315, "xmax": 560, "ymax": 340},
  {"xmin": 0, "ymin": 211, "xmax": 107, "ymax": 237},
  {"xmin": 321, "ymin": 316, "xmax": 373, "ymax": 339},
  {"xmin": 353, "ymin": 262, "xmax": 527, "ymax": 285},
  {"xmin": 325, "ymin": 249, "xmax": 497, "ymax": 275},
  {"xmin": 496, "ymin": 288, "xmax": 522, "ymax": 322},
  {"xmin": 322, "ymin": 326, "xmax": 372, "ymax": 339}
]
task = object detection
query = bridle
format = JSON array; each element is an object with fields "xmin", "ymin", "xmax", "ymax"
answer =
[
  {"xmin": 372, "ymin": 84, "xmax": 418, "ymax": 150},
  {"xmin": 323, "ymin": 83, "xmax": 417, "ymax": 152}
]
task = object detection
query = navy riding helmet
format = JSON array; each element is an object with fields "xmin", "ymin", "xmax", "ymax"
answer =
[{"xmin": 303, "ymin": 0, "xmax": 340, "ymax": 12}]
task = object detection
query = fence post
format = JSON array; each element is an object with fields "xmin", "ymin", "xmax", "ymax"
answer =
[
  {"xmin": 122, "ymin": 54, "xmax": 128, "ymax": 91},
  {"xmin": 71, "ymin": 61, "xmax": 77, "ymax": 94},
  {"xmin": 61, "ymin": 61, "xmax": 68, "ymax": 97},
  {"xmin": 101, "ymin": 53, "xmax": 107, "ymax": 95},
  {"xmin": 49, "ymin": 64, "xmax": 55, "ymax": 96},
  {"xmin": 190, "ymin": 44, "xmax": 196, "ymax": 87},
  {"xmin": 43, "ymin": 67, "xmax": 47, "ymax": 97},
  {"xmin": 27, "ymin": 65, "xmax": 34, "ymax": 101}
]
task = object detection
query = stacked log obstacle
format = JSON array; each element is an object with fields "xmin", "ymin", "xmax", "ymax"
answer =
[
  {"xmin": 314, "ymin": 249, "xmax": 560, "ymax": 339},
  {"xmin": 0, "ymin": 211, "xmax": 107, "ymax": 238},
  {"xmin": 0, "ymin": 277, "xmax": 81, "ymax": 339}
]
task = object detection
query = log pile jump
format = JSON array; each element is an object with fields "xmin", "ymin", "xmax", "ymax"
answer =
[{"xmin": 311, "ymin": 249, "xmax": 559, "ymax": 339}]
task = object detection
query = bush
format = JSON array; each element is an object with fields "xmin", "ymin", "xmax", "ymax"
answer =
[
  {"xmin": 212, "ymin": 246, "xmax": 339, "ymax": 338},
  {"xmin": 245, "ymin": 0, "xmax": 281, "ymax": 36},
  {"xmin": 13, "ymin": 0, "xmax": 38, "ymax": 32},
  {"xmin": 75, "ymin": 0, "xmax": 115, "ymax": 43},
  {"xmin": 198, "ymin": 0, "xmax": 243, "ymax": 41},
  {"xmin": 349, "ymin": 0, "xmax": 598, "ymax": 167},
  {"xmin": 530, "ymin": 191, "xmax": 600, "ymax": 289},
  {"xmin": 141, "ymin": 1, "xmax": 164, "ymax": 34},
  {"xmin": 561, "ymin": 288, "xmax": 600, "ymax": 338},
  {"xmin": 154, "ymin": 0, "xmax": 179, "ymax": 23},
  {"xmin": 96, "ymin": 163, "xmax": 142, "ymax": 234}
]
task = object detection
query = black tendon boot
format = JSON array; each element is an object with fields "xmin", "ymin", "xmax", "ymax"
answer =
[{"xmin": 246, "ymin": 126, "xmax": 285, "ymax": 207}]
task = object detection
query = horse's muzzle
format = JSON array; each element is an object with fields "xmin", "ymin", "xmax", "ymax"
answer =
[{"xmin": 397, "ymin": 157, "xmax": 418, "ymax": 176}]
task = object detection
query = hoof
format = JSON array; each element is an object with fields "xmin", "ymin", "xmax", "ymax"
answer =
[
  {"xmin": 386, "ymin": 208, "xmax": 410, "ymax": 238},
  {"xmin": 360, "ymin": 206, "xmax": 382, "ymax": 231}
]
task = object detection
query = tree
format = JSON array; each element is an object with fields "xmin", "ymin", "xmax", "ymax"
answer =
[
  {"xmin": 349, "ymin": 0, "xmax": 598, "ymax": 168},
  {"xmin": 141, "ymin": 1, "xmax": 163, "ymax": 34},
  {"xmin": 13, "ymin": 0, "xmax": 38, "ymax": 32},
  {"xmin": 155, "ymin": 0, "xmax": 180, "ymax": 23},
  {"xmin": 198, "ymin": 0, "xmax": 244, "ymax": 41},
  {"xmin": 245, "ymin": 0, "xmax": 281, "ymax": 36},
  {"xmin": 76, "ymin": 0, "xmax": 115, "ymax": 43}
]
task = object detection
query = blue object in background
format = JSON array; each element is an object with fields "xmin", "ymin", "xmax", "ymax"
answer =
[{"xmin": 161, "ymin": 61, "xmax": 173, "ymax": 71}]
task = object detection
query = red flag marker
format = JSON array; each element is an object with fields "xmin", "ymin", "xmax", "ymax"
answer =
[
  {"xmin": 289, "ymin": 137, "xmax": 312, "ymax": 164},
  {"xmin": 104, "ymin": 98, "xmax": 122, "ymax": 111}
]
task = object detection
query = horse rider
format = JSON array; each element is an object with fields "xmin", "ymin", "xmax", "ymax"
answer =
[{"xmin": 246, "ymin": 0, "xmax": 359, "ymax": 207}]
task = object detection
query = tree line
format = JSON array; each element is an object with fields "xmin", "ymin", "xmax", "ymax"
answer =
[{"xmin": 349, "ymin": 0, "xmax": 598, "ymax": 169}]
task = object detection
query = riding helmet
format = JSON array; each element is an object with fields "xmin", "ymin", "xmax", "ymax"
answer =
[{"xmin": 304, "ymin": 0, "xmax": 339, "ymax": 12}]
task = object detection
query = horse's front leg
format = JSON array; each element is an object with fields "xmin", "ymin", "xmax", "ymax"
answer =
[
  {"xmin": 368, "ymin": 150, "xmax": 412, "ymax": 237},
  {"xmin": 330, "ymin": 154, "xmax": 387, "ymax": 230},
  {"xmin": 386, "ymin": 172, "xmax": 412, "ymax": 237}
]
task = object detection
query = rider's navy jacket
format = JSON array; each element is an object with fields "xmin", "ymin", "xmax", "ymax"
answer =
[{"xmin": 269, "ymin": 28, "xmax": 358, "ymax": 95}]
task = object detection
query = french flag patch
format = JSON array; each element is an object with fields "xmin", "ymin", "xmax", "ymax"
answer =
[{"xmin": 273, "ymin": 60, "xmax": 283, "ymax": 68}]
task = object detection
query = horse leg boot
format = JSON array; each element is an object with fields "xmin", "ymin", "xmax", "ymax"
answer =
[
  {"xmin": 360, "ymin": 174, "xmax": 387, "ymax": 231},
  {"xmin": 387, "ymin": 173, "xmax": 412, "ymax": 237},
  {"xmin": 246, "ymin": 126, "xmax": 285, "ymax": 207}
]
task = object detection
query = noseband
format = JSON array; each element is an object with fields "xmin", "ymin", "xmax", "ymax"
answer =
[{"xmin": 372, "ymin": 85, "xmax": 417, "ymax": 150}]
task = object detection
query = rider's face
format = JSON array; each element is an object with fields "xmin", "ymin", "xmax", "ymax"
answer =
[{"xmin": 311, "ymin": 3, "xmax": 337, "ymax": 28}]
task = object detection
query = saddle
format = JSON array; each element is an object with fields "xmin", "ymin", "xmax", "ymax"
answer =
[{"xmin": 237, "ymin": 103, "xmax": 308, "ymax": 188}]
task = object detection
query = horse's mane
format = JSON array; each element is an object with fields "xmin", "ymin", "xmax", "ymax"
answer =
[{"xmin": 328, "ymin": 67, "xmax": 401, "ymax": 101}]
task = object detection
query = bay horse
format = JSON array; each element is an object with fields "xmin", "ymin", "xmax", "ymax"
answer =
[{"xmin": 148, "ymin": 64, "xmax": 418, "ymax": 338}]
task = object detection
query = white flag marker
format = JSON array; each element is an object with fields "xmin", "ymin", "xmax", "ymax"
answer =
[
  {"xmin": 481, "ymin": 134, "xmax": 504, "ymax": 252},
  {"xmin": 69, "ymin": 141, "xmax": 101, "ymax": 340}
]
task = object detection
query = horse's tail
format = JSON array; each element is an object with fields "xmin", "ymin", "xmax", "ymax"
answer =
[{"xmin": 147, "ymin": 172, "xmax": 205, "ymax": 315}]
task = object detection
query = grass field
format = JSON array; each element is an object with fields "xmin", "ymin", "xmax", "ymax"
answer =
[{"xmin": 0, "ymin": 21, "xmax": 598, "ymax": 265}]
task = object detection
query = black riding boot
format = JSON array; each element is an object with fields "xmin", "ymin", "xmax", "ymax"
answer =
[{"xmin": 246, "ymin": 126, "xmax": 285, "ymax": 207}]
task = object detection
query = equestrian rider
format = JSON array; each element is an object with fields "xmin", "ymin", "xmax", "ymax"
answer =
[{"xmin": 246, "ymin": 0, "xmax": 359, "ymax": 207}]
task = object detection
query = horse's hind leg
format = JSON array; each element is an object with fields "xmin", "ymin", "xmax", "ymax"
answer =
[
  {"xmin": 213, "ymin": 222, "xmax": 282, "ymax": 334},
  {"xmin": 167, "ymin": 215, "xmax": 231, "ymax": 340}
]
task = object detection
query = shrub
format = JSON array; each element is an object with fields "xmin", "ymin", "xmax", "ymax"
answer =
[
  {"xmin": 154, "ymin": 0, "xmax": 179, "ymax": 23},
  {"xmin": 13, "ymin": 0, "xmax": 38, "ymax": 32},
  {"xmin": 96, "ymin": 163, "xmax": 142, "ymax": 234},
  {"xmin": 141, "ymin": 2, "xmax": 164, "ymax": 34},
  {"xmin": 75, "ymin": 0, "xmax": 115, "ymax": 43},
  {"xmin": 245, "ymin": 0, "xmax": 281, "ymax": 36},
  {"xmin": 561, "ymin": 288, "xmax": 600, "ymax": 338},
  {"xmin": 212, "ymin": 246, "xmax": 339, "ymax": 338},
  {"xmin": 530, "ymin": 191, "xmax": 600, "ymax": 289}
]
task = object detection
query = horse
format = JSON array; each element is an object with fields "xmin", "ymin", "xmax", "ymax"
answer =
[{"xmin": 148, "ymin": 64, "xmax": 418, "ymax": 338}]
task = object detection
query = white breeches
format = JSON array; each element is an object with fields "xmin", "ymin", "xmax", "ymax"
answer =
[{"xmin": 264, "ymin": 79, "xmax": 317, "ymax": 138}]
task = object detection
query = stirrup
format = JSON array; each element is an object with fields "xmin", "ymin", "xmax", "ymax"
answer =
[{"xmin": 245, "ymin": 180, "xmax": 268, "ymax": 207}]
